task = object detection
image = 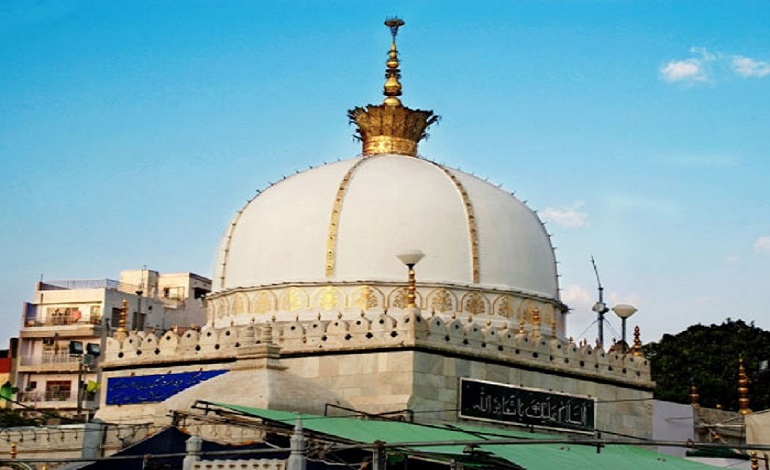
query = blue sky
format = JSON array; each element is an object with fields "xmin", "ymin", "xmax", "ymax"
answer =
[{"xmin": 1, "ymin": 0, "xmax": 769, "ymax": 347}]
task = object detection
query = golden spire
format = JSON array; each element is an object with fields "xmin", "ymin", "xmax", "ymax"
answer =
[
  {"xmin": 113, "ymin": 298, "xmax": 130, "ymax": 341},
  {"xmin": 690, "ymin": 384, "xmax": 700, "ymax": 407},
  {"xmin": 383, "ymin": 18, "xmax": 404, "ymax": 107},
  {"xmin": 631, "ymin": 325, "xmax": 643, "ymax": 356},
  {"xmin": 738, "ymin": 358, "xmax": 752, "ymax": 415},
  {"xmin": 117, "ymin": 299, "xmax": 128, "ymax": 333},
  {"xmin": 348, "ymin": 18, "xmax": 439, "ymax": 157}
]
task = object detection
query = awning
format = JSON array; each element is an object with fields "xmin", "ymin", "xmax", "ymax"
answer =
[{"xmin": 202, "ymin": 401, "xmax": 720, "ymax": 469}]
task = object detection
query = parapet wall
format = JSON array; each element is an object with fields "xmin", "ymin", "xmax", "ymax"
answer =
[{"xmin": 103, "ymin": 309, "xmax": 652, "ymax": 389}]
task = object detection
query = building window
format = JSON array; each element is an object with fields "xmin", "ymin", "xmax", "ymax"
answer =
[
  {"xmin": 163, "ymin": 286, "xmax": 184, "ymax": 300},
  {"xmin": 90, "ymin": 305, "xmax": 102, "ymax": 325},
  {"xmin": 45, "ymin": 380, "xmax": 72, "ymax": 401}
]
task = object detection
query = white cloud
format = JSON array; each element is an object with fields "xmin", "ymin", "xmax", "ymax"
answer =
[
  {"xmin": 660, "ymin": 47, "xmax": 715, "ymax": 83},
  {"xmin": 660, "ymin": 58, "xmax": 708, "ymax": 82},
  {"xmin": 540, "ymin": 202, "xmax": 588, "ymax": 228},
  {"xmin": 608, "ymin": 292, "xmax": 641, "ymax": 308},
  {"xmin": 561, "ymin": 284, "xmax": 593, "ymax": 312},
  {"xmin": 660, "ymin": 48, "xmax": 770, "ymax": 83},
  {"xmin": 754, "ymin": 236, "xmax": 770, "ymax": 255},
  {"xmin": 731, "ymin": 56, "xmax": 770, "ymax": 78}
]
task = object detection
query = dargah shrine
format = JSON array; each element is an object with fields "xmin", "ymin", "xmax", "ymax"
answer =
[{"xmin": 96, "ymin": 18, "xmax": 655, "ymax": 444}]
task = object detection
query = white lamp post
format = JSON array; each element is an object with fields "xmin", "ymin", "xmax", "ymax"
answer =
[
  {"xmin": 396, "ymin": 250, "xmax": 425, "ymax": 308},
  {"xmin": 612, "ymin": 304, "xmax": 637, "ymax": 351}
]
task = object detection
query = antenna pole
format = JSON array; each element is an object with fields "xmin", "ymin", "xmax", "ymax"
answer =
[{"xmin": 591, "ymin": 256, "xmax": 609, "ymax": 347}]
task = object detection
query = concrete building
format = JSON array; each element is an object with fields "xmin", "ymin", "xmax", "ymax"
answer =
[{"xmin": 13, "ymin": 269, "xmax": 209, "ymax": 418}]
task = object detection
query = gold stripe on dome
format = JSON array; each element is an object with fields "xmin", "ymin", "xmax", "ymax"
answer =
[
  {"xmin": 428, "ymin": 163, "xmax": 481, "ymax": 283},
  {"xmin": 325, "ymin": 159, "xmax": 367, "ymax": 278}
]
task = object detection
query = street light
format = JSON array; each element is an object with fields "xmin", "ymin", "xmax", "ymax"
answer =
[
  {"xmin": 611, "ymin": 304, "xmax": 637, "ymax": 352},
  {"xmin": 396, "ymin": 250, "xmax": 425, "ymax": 309}
]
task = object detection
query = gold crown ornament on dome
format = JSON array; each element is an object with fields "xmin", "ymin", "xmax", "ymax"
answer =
[{"xmin": 348, "ymin": 18, "xmax": 440, "ymax": 157}]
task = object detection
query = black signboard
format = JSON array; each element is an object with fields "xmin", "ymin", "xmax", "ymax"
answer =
[{"xmin": 459, "ymin": 378, "xmax": 595, "ymax": 432}]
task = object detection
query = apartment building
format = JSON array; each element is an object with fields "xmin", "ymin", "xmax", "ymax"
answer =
[{"xmin": 14, "ymin": 269, "xmax": 210, "ymax": 418}]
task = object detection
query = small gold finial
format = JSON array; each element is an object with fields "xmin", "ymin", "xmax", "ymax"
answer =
[
  {"xmin": 518, "ymin": 318, "xmax": 525, "ymax": 335},
  {"xmin": 750, "ymin": 451, "xmax": 759, "ymax": 470},
  {"xmin": 383, "ymin": 17, "xmax": 405, "ymax": 107},
  {"xmin": 690, "ymin": 384, "xmax": 700, "ymax": 407},
  {"xmin": 632, "ymin": 325, "xmax": 643, "ymax": 356},
  {"xmin": 738, "ymin": 358, "xmax": 752, "ymax": 415},
  {"xmin": 115, "ymin": 299, "xmax": 128, "ymax": 334}
]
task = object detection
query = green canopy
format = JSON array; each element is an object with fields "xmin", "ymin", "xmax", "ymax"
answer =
[{"xmin": 205, "ymin": 402, "xmax": 719, "ymax": 469}]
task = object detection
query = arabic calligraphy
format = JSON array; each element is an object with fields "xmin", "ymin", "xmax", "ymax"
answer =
[
  {"xmin": 459, "ymin": 379, "xmax": 595, "ymax": 431},
  {"xmin": 106, "ymin": 370, "xmax": 228, "ymax": 405}
]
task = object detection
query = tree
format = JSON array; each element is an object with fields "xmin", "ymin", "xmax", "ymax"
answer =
[
  {"xmin": 643, "ymin": 319, "xmax": 770, "ymax": 411},
  {"xmin": 0, "ymin": 408, "xmax": 43, "ymax": 427}
]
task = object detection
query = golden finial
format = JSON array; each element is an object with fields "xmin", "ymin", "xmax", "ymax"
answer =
[
  {"xmin": 530, "ymin": 307, "xmax": 541, "ymax": 337},
  {"xmin": 632, "ymin": 325, "xmax": 643, "ymax": 356},
  {"xmin": 114, "ymin": 298, "xmax": 129, "ymax": 339},
  {"xmin": 10, "ymin": 442, "xmax": 17, "ymax": 459},
  {"xmin": 750, "ymin": 451, "xmax": 759, "ymax": 470},
  {"xmin": 383, "ymin": 17, "xmax": 405, "ymax": 107},
  {"xmin": 518, "ymin": 318, "xmax": 525, "ymax": 334},
  {"xmin": 690, "ymin": 384, "xmax": 700, "ymax": 407},
  {"xmin": 738, "ymin": 358, "xmax": 752, "ymax": 415},
  {"xmin": 531, "ymin": 307, "xmax": 540, "ymax": 328},
  {"xmin": 348, "ymin": 19, "xmax": 439, "ymax": 157}
]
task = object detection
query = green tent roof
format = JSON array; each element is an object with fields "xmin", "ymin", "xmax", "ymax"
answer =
[{"xmin": 206, "ymin": 402, "xmax": 718, "ymax": 470}]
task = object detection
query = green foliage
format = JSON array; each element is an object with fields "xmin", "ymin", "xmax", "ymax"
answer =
[{"xmin": 643, "ymin": 319, "xmax": 770, "ymax": 411}]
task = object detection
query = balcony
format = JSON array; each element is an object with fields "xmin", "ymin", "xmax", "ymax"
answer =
[
  {"xmin": 17, "ymin": 352, "xmax": 81, "ymax": 372},
  {"xmin": 16, "ymin": 390, "xmax": 75, "ymax": 406},
  {"xmin": 24, "ymin": 314, "xmax": 101, "ymax": 327}
]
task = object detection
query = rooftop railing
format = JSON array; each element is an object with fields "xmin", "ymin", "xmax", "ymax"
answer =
[{"xmin": 39, "ymin": 279, "xmax": 140, "ymax": 294}]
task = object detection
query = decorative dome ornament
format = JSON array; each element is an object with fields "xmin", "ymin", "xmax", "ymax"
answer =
[{"xmin": 348, "ymin": 18, "xmax": 440, "ymax": 157}]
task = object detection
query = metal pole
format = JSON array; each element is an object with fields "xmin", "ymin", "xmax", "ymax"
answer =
[
  {"xmin": 621, "ymin": 317, "xmax": 627, "ymax": 349},
  {"xmin": 76, "ymin": 360, "xmax": 84, "ymax": 417}
]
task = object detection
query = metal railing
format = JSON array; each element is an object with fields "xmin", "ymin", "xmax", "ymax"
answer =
[
  {"xmin": 39, "ymin": 279, "xmax": 140, "ymax": 294},
  {"xmin": 17, "ymin": 390, "xmax": 74, "ymax": 402},
  {"xmin": 20, "ymin": 352, "xmax": 80, "ymax": 367},
  {"xmin": 23, "ymin": 315, "xmax": 102, "ymax": 327}
]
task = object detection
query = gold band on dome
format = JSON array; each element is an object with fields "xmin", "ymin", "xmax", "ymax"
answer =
[
  {"xmin": 325, "ymin": 158, "xmax": 368, "ymax": 278},
  {"xmin": 364, "ymin": 136, "xmax": 418, "ymax": 156},
  {"xmin": 429, "ymin": 162, "xmax": 481, "ymax": 284}
]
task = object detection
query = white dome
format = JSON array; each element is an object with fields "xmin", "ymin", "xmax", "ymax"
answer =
[{"xmin": 214, "ymin": 154, "xmax": 559, "ymax": 301}]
